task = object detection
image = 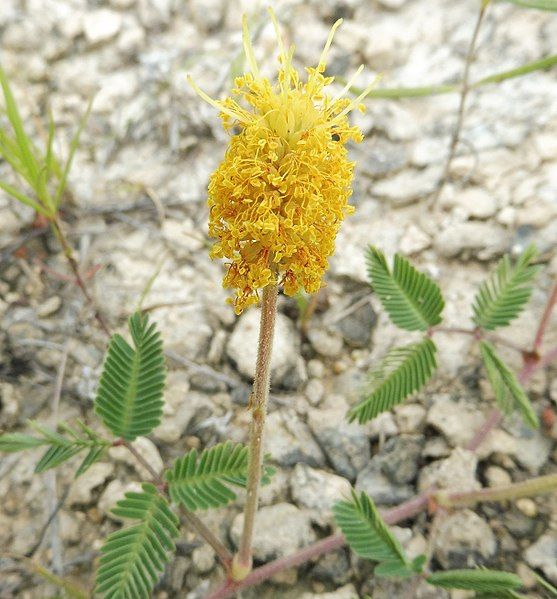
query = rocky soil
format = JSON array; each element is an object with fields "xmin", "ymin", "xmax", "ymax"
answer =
[{"xmin": 1, "ymin": 0, "xmax": 557, "ymax": 597}]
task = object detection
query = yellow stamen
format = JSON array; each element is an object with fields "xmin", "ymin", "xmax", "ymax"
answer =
[
  {"xmin": 333, "ymin": 64, "xmax": 364, "ymax": 101},
  {"xmin": 242, "ymin": 15, "xmax": 259, "ymax": 77},
  {"xmin": 187, "ymin": 75, "xmax": 249, "ymax": 124},
  {"xmin": 317, "ymin": 18, "xmax": 343, "ymax": 71},
  {"xmin": 268, "ymin": 7, "xmax": 286, "ymax": 64},
  {"xmin": 333, "ymin": 73, "xmax": 383, "ymax": 121},
  {"xmin": 196, "ymin": 11, "xmax": 370, "ymax": 313}
]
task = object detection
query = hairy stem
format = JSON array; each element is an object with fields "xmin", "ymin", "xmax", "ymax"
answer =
[
  {"xmin": 433, "ymin": 0, "xmax": 490, "ymax": 203},
  {"xmin": 51, "ymin": 216, "xmax": 111, "ymax": 336},
  {"xmin": 233, "ymin": 285, "xmax": 278, "ymax": 580},
  {"xmin": 436, "ymin": 473, "xmax": 557, "ymax": 508}
]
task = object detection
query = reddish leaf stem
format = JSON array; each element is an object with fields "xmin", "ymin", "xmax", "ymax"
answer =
[{"xmin": 533, "ymin": 280, "xmax": 557, "ymax": 352}]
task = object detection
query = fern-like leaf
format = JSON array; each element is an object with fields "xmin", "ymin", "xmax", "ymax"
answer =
[
  {"xmin": 166, "ymin": 442, "xmax": 274, "ymax": 511},
  {"xmin": 426, "ymin": 569, "xmax": 522, "ymax": 593},
  {"xmin": 472, "ymin": 245, "xmax": 539, "ymax": 330},
  {"xmin": 348, "ymin": 339, "xmax": 437, "ymax": 424},
  {"xmin": 0, "ymin": 422, "xmax": 109, "ymax": 476},
  {"xmin": 32, "ymin": 421, "xmax": 109, "ymax": 476},
  {"xmin": 76, "ymin": 446, "xmax": 108, "ymax": 477},
  {"xmin": 0, "ymin": 433, "xmax": 47, "ymax": 452},
  {"xmin": 333, "ymin": 490, "xmax": 413, "ymax": 576},
  {"xmin": 95, "ymin": 312, "xmax": 166, "ymax": 441},
  {"xmin": 366, "ymin": 247, "xmax": 444, "ymax": 331},
  {"xmin": 480, "ymin": 341, "xmax": 538, "ymax": 428},
  {"xmin": 35, "ymin": 444, "xmax": 83, "ymax": 473},
  {"xmin": 96, "ymin": 483, "xmax": 179, "ymax": 599}
]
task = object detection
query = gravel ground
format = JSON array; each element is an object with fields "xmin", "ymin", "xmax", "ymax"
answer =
[{"xmin": 0, "ymin": 0, "xmax": 556, "ymax": 597}]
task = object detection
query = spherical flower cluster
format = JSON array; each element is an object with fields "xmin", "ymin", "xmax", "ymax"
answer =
[{"xmin": 190, "ymin": 10, "xmax": 376, "ymax": 313}]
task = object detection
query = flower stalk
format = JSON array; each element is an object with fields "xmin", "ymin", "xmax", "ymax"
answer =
[{"xmin": 232, "ymin": 284, "xmax": 278, "ymax": 580}]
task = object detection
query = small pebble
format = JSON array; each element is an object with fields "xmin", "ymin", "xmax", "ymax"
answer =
[{"xmin": 515, "ymin": 498, "xmax": 537, "ymax": 518}]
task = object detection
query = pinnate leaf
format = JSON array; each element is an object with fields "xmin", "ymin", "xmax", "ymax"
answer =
[
  {"xmin": 426, "ymin": 568, "xmax": 522, "ymax": 593},
  {"xmin": 166, "ymin": 442, "xmax": 275, "ymax": 511},
  {"xmin": 0, "ymin": 422, "xmax": 109, "ymax": 477},
  {"xmin": 472, "ymin": 245, "xmax": 539, "ymax": 330},
  {"xmin": 0, "ymin": 432, "xmax": 46, "ymax": 452},
  {"xmin": 96, "ymin": 483, "xmax": 179, "ymax": 599},
  {"xmin": 480, "ymin": 341, "xmax": 538, "ymax": 428},
  {"xmin": 94, "ymin": 312, "xmax": 166, "ymax": 441},
  {"xmin": 333, "ymin": 490, "xmax": 413, "ymax": 576},
  {"xmin": 366, "ymin": 247, "xmax": 444, "ymax": 331},
  {"xmin": 348, "ymin": 338, "xmax": 437, "ymax": 424}
]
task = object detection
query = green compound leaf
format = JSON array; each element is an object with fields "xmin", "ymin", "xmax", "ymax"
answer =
[
  {"xmin": 96, "ymin": 483, "xmax": 179, "ymax": 599},
  {"xmin": 366, "ymin": 247, "xmax": 444, "ymax": 331},
  {"xmin": 500, "ymin": 0, "xmax": 557, "ymax": 10},
  {"xmin": 374, "ymin": 560, "xmax": 417, "ymax": 578},
  {"xmin": 35, "ymin": 444, "xmax": 83, "ymax": 473},
  {"xmin": 333, "ymin": 490, "xmax": 412, "ymax": 576},
  {"xmin": 472, "ymin": 245, "xmax": 539, "ymax": 330},
  {"xmin": 0, "ymin": 422, "xmax": 109, "ymax": 477},
  {"xmin": 75, "ymin": 445, "xmax": 108, "ymax": 478},
  {"xmin": 34, "ymin": 422, "xmax": 109, "ymax": 476},
  {"xmin": 426, "ymin": 568, "xmax": 523, "ymax": 593},
  {"xmin": 480, "ymin": 341, "xmax": 539, "ymax": 428},
  {"xmin": 94, "ymin": 312, "xmax": 166, "ymax": 441},
  {"xmin": 348, "ymin": 339, "xmax": 437, "ymax": 424},
  {"xmin": 0, "ymin": 432, "xmax": 47, "ymax": 452},
  {"xmin": 166, "ymin": 442, "xmax": 274, "ymax": 511}
]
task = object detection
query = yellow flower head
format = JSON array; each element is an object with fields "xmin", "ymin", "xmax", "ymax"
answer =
[{"xmin": 190, "ymin": 9, "xmax": 376, "ymax": 314}]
